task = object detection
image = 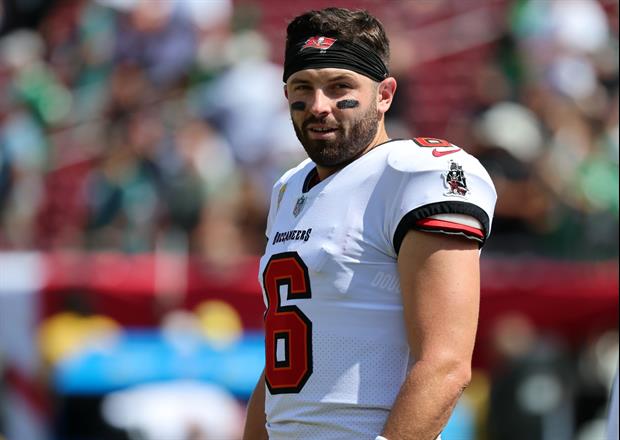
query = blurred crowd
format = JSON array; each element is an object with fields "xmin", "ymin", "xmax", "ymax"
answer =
[
  {"xmin": 0, "ymin": 0, "xmax": 305, "ymax": 264},
  {"xmin": 0, "ymin": 0, "xmax": 617, "ymax": 260},
  {"xmin": 466, "ymin": 0, "xmax": 619, "ymax": 259}
]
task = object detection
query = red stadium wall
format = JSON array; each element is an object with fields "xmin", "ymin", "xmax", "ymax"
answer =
[{"xmin": 39, "ymin": 252, "xmax": 619, "ymax": 368}]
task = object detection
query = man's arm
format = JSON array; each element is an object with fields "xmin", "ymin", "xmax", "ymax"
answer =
[
  {"xmin": 243, "ymin": 370, "xmax": 268, "ymax": 440},
  {"xmin": 381, "ymin": 230, "xmax": 481, "ymax": 440}
]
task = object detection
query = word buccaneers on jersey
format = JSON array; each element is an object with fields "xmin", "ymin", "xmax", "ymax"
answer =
[{"xmin": 259, "ymin": 139, "xmax": 496, "ymax": 439}]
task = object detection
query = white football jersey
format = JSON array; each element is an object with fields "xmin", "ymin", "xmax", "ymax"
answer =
[{"xmin": 259, "ymin": 138, "xmax": 496, "ymax": 439}]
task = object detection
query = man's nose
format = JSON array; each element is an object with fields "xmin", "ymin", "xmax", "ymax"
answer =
[{"xmin": 309, "ymin": 89, "xmax": 332, "ymax": 117}]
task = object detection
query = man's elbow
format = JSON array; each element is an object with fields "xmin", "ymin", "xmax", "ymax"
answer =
[
  {"xmin": 450, "ymin": 363, "xmax": 472, "ymax": 391},
  {"xmin": 421, "ymin": 355, "xmax": 472, "ymax": 391}
]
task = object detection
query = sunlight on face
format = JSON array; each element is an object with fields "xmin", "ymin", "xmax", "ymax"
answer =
[{"xmin": 286, "ymin": 68, "xmax": 381, "ymax": 168}]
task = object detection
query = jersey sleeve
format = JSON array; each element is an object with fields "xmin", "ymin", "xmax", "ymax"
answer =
[{"xmin": 386, "ymin": 144, "xmax": 497, "ymax": 254}]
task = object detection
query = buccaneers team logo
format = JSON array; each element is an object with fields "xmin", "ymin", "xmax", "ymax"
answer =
[
  {"xmin": 443, "ymin": 161, "xmax": 469, "ymax": 197},
  {"xmin": 302, "ymin": 36, "xmax": 337, "ymax": 52}
]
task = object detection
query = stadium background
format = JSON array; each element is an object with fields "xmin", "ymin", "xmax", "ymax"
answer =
[{"xmin": 0, "ymin": 0, "xmax": 617, "ymax": 439}]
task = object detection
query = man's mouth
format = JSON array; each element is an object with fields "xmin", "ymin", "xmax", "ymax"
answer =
[
  {"xmin": 306, "ymin": 126, "xmax": 339, "ymax": 139},
  {"xmin": 308, "ymin": 127, "xmax": 337, "ymax": 133}
]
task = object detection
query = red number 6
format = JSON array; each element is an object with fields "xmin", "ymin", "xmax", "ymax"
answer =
[{"xmin": 263, "ymin": 252, "xmax": 313, "ymax": 394}]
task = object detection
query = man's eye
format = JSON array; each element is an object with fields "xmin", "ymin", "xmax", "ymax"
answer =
[
  {"xmin": 335, "ymin": 83, "xmax": 352, "ymax": 89},
  {"xmin": 295, "ymin": 85, "xmax": 311, "ymax": 91}
]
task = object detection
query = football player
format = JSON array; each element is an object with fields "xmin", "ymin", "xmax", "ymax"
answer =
[{"xmin": 243, "ymin": 7, "xmax": 496, "ymax": 440}]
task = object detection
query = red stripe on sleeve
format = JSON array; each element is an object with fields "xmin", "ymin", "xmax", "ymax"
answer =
[{"xmin": 415, "ymin": 218, "xmax": 485, "ymax": 239}]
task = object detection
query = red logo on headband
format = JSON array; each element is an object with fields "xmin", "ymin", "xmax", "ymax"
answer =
[{"xmin": 302, "ymin": 36, "xmax": 337, "ymax": 51}]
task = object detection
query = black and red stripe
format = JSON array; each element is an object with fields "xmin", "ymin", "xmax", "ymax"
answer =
[
  {"xmin": 394, "ymin": 201, "xmax": 489, "ymax": 254},
  {"xmin": 416, "ymin": 218, "xmax": 484, "ymax": 240}
]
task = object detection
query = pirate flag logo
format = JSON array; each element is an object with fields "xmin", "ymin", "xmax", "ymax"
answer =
[{"xmin": 443, "ymin": 161, "xmax": 469, "ymax": 197}]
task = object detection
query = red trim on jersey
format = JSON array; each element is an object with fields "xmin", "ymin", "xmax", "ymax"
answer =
[
  {"xmin": 416, "ymin": 218, "xmax": 484, "ymax": 239},
  {"xmin": 4, "ymin": 364, "xmax": 50, "ymax": 417},
  {"xmin": 413, "ymin": 137, "xmax": 452, "ymax": 147}
]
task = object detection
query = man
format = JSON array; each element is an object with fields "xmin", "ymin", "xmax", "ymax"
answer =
[{"xmin": 243, "ymin": 7, "xmax": 496, "ymax": 440}]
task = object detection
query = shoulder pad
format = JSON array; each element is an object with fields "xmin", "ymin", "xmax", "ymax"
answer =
[
  {"xmin": 387, "ymin": 143, "xmax": 419, "ymax": 172},
  {"xmin": 387, "ymin": 138, "xmax": 467, "ymax": 173},
  {"xmin": 412, "ymin": 137, "xmax": 464, "ymax": 160},
  {"xmin": 274, "ymin": 158, "xmax": 312, "ymax": 188}
]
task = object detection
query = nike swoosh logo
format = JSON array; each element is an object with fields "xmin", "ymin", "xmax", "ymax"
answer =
[{"xmin": 432, "ymin": 148, "xmax": 461, "ymax": 157}]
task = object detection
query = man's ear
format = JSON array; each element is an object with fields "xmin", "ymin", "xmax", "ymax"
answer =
[
  {"xmin": 377, "ymin": 77, "xmax": 397, "ymax": 114},
  {"xmin": 284, "ymin": 84, "xmax": 289, "ymax": 100}
]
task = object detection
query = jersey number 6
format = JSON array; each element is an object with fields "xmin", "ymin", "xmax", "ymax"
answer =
[{"xmin": 263, "ymin": 252, "xmax": 313, "ymax": 394}]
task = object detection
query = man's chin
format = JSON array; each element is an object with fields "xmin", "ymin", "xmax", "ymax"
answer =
[{"xmin": 308, "ymin": 150, "xmax": 359, "ymax": 169}]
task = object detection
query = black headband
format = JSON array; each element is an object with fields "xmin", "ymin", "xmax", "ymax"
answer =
[{"xmin": 283, "ymin": 36, "xmax": 389, "ymax": 83}]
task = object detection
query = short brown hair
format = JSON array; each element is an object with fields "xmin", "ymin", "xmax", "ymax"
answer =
[{"xmin": 285, "ymin": 8, "xmax": 390, "ymax": 68}]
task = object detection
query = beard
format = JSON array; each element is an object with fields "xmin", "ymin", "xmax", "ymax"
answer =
[{"xmin": 293, "ymin": 100, "xmax": 380, "ymax": 168}]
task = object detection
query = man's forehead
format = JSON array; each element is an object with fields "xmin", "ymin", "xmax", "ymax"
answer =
[{"xmin": 287, "ymin": 68, "xmax": 366, "ymax": 84}]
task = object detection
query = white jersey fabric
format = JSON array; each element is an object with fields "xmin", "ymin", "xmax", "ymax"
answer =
[{"xmin": 259, "ymin": 139, "xmax": 496, "ymax": 439}]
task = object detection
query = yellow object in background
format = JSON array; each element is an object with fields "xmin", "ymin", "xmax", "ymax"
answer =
[
  {"xmin": 464, "ymin": 369, "xmax": 492, "ymax": 440},
  {"xmin": 38, "ymin": 312, "xmax": 120, "ymax": 365},
  {"xmin": 195, "ymin": 300, "xmax": 243, "ymax": 349}
]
